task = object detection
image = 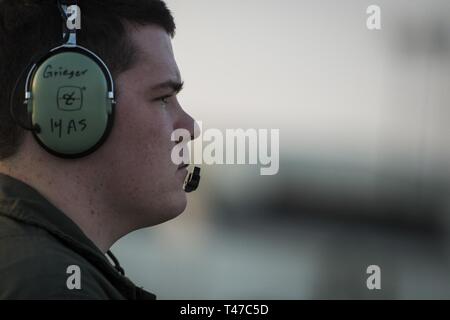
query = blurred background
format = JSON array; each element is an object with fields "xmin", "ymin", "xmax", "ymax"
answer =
[{"xmin": 112, "ymin": 0, "xmax": 450, "ymax": 299}]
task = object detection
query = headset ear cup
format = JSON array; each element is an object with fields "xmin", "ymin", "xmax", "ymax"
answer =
[{"xmin": 28, "ymin": 46, "xmax": 115, "ymax": 158}]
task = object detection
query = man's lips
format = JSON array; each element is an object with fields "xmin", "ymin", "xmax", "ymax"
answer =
[{"xmin": 178, "ymin": 163, "xmax": 189, "ymax": 170}]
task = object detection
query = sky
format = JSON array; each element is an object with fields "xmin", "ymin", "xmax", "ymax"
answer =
[{"xmin": 165, "ymin": 0, "xmax": 450, "ymax": 173}]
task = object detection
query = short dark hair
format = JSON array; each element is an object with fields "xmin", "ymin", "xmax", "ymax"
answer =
[{"xmin": 0, "ymin": 0, "xmax": 176, "ymax": 159}]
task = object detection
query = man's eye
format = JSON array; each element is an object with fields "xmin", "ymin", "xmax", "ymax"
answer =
[
  {"xmin": 157, "ymin": 95, "xmax": 172, "ymax": 107},
  {"xmin": 161, "ymin": 97, "xmax": 170, "ymax": 104}
]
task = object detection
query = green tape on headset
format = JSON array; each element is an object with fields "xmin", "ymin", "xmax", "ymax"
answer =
[{"xmin": 25, "ymin": 45, "xmax": 115, "ymax": 158}]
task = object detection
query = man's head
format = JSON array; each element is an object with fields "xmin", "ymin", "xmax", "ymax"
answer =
[{"xmin": 0, "ymin": 0, "xmax": 197, "ymax": 245}]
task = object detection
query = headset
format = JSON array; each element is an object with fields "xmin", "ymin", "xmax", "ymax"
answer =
[{"xmin": 9, "ymin": 0, "xmax": 200, "ymax": 192}]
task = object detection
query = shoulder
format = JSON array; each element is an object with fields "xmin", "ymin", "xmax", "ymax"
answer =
[{"xmin": 0, "ymin": 216, "xmax": 115, "ymax": 300}]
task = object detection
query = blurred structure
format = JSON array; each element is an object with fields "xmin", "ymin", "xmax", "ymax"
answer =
[{"xmin": 113, "ymin": 0, "xmax": 450, "ymax": 299}]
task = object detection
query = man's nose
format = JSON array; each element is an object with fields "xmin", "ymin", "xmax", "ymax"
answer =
[{"xmin": 175, "ymin": 107, "xmax": 200, "ymax": 142}]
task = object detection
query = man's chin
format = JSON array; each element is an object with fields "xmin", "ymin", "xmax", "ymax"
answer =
[
  {"xmin": 167, "ymin": 192, "xmax": 188, "ymax": 219},
  {"xmin": 147, "ymin": 192, "xmax": 188, "ymax": 226}
]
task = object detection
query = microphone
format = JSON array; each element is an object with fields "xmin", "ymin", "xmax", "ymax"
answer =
[{"xmin": 183, "ymin": 166, "xmax": 201, "ymax": 193}]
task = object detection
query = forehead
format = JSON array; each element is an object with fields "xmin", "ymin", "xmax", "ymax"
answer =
[{"xmin": 127, "ymin": 24, "xmax": 180, "ymax": 82}]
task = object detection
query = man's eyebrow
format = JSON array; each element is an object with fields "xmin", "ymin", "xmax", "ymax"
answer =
[{"xmin": 151, "ymin": 80, "xmax": 184, "ymax": 93}]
